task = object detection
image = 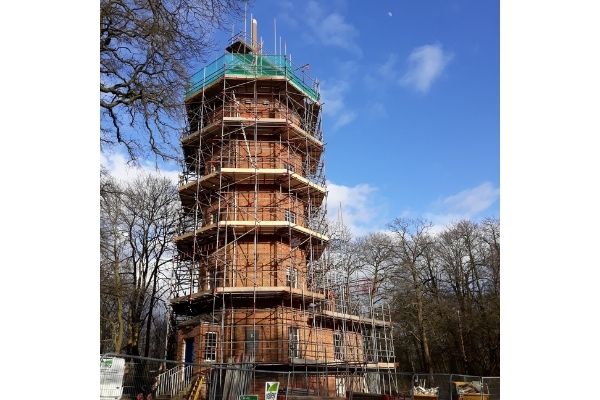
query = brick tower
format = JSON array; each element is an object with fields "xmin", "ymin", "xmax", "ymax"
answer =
[{"xmin": 170, "ymin": 21, "xmax": 396, "ymax": 399}]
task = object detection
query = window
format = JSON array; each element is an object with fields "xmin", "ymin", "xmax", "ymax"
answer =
[
  {"xmin": 286, "ymin": 267, "xmax": 298, "ymax": 288},
  {"xmin": 206, "ymin": 269, "xmax": 224, "ymax": 289},
  {"xmin": 334, "ymin": 331, "xmax": 344, "ymax": 360},
  {"xmin": 284, "ymin": 210, "xmax": 297, "ymax": 224},
  {"xmin": 363, "ymin": 327, "xmax": 384, "ymax": 362},
  {"xmin": 375, "ymin": 328, "xmax": 387, "ymax": 362},
  {"xmin": 233, "ymin": 100, "xmax": 240, "ymax": 117},
  {"xmin": 245, "ymin": 328, "xmax": 259, "ymax": 356},
  {"xmin": 288, "ymin": 327, "xmax": 299, "ymax": 358},
  {"xmin": 204, "ymin": 332, "xmax": 217, "ymax": 361},
  {"xmin": 335, "ymin": 378, "xmax": 346, "ymax": 397},
  {"xmin": 363, "ymin": 328, "xmax": 375, "ymax": 362},
  {"xmin": 290, "ymin": 237, "xmax": 302, "ymax": 248},
  {"xmin": 284, "ymin": 162, "xmax": 296, "ymax": 173},
  {"xmin": 205, "ymin": 269, "xmax": 212, "ymax": 290},
  {"xmin": 211, "ymin": 211, "xmax": 219, "ymax": 224}
]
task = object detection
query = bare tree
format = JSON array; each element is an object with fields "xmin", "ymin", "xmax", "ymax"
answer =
[
  {"xmin": 355, "ymin": 232, "xmax": 395, "ymax": 307},
  {"xmin": 100, "ymin": 173, "xmax": 180, "ymax": 356},
  {"xmin": 100, "ymin": 0, "xmax": 243, "ymax": 161},
  {"xmin": 388, "ymin": 218, "xmax": 436, "ymax": 375},
  {"xmin": 329, "ymin": 223, "xmax": 494, "ymax": 374},
  {"xmin": 323, "ymin": 219, "xmax": 361, "ymax": 313},
  {"xmin": 100, "ymin": 174, "xmax": 128, "ymax": 353},
  {"xmin": 474, "ymin": 218, "xmax": 500, "ymax": 374},
  {"xmin": 121, "ymin": 174, "xmax": 179, "ymax": 356},
  {"xmin": 480, "ymin": 218, "xmax": 500, "ymax": 298},
  {"xmin": 436, "ymin": 222, "xmax": 473, "ymax": 373},
  {"xmin": 343, "ymin": 217, "xmax": 502, "ymax": 375},
  {"xmin": 433, "ymin": 219, "xmax": 501, "ymax": 375}
]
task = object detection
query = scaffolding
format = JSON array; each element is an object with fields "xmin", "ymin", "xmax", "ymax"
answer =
[{"xmin": 169, "ymin": 29, "xmax": 397, "ymax": 399}]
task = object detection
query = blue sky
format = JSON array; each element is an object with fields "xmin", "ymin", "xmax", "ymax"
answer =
[
  {"xmin": 104, "ymin": 0, "xmax": 499, "ymax": 235},
  {"xmin": 7, "ymin": 2, "xmax": 600, "ymax": 391}
]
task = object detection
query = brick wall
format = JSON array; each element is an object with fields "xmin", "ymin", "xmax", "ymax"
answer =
[{"xmin": 176, "ymin": 306, "xmax": 368, "ymax": 365}]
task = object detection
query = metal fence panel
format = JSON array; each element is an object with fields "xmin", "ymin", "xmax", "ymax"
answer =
[
  {"xmin": 412, "ymin": 374, "xmax": 452, "ymax": 400},
  {"xmin": 101, "ymin": 353, "xmax": 208, "ymax": 400},
  {"xmin": 100, "ymin": 353, "xmax": 500, "ymax": 400},
  {"xmin": 482, "ymin": 377, "xmax": 500, "ymax": 400},
  {"xmin": 392, "ymin": 373, "xmax": 414, "ymax": 399}
]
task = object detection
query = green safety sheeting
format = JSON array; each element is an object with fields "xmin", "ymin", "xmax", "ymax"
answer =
[{"xmin": 186, "ymin": 54, "xmax": 319, "ymax": 102}]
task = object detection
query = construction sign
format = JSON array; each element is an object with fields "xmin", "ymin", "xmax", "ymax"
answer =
[
  {"xmin": 100, "ymin": 357, "xmax": 125, "ymax": 400},
  {"xmin": 265, "ymin": 382, "xmax": 280, "ymax": 400}
]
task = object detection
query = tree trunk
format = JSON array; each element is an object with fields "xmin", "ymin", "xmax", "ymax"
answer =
[
  {"xmin": 415, "ymin": 283, "xmax": 433, "ymax": 374},
  {"xmin": 112, "ymin": 245, "xmax": 124, "ymax": 354},
  {"xmin": 126, "ymin": 306, "xmax": 142, "ymax": 356},
  {"xmin": 457, "ymin": 307, "xmax": 469, "ymax": 374},
  {"xmin": 143, "ymin": 265, "xmax": 159, "ymax": 357}
]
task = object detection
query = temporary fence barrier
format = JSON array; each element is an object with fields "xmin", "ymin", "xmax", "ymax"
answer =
[{"xmin": 100, "ymin": 354, "xmax": 499, "ymax": 400}]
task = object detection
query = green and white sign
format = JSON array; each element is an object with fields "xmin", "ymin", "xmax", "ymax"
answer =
[
  {"xmin": 100, "ymin": 357, "xmax": 125, "ymax": 400},
  {"xmin": 265, "ymin": 382, "xmax": 279, "ymax": 400},
  {"xmin": 240, "ymin": 395, "xmax": 258, "ymax": 400}
]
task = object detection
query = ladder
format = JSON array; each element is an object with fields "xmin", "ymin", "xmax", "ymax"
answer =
[{"xmin": 188, "ymin": 374, "xmax": 205, "ymax": 400}]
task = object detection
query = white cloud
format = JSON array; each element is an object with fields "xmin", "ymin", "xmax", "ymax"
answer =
[
  {"xmin": 284, "ymin": 1, "xmax": 361, "ymax": 55},
  {"xmin": 400, "ymin": 44, "xmax": 453, "ymax": 94},
  {"xmin": 424, "ymin": 182, "xmax": 499, "ymax": 232},
  {"xmin": 439, "ymin": 182, "xmax": 500, "ymax": 215},
  {"xmin": 326, "ymin": 181, "xmax": 386, "ymax": 236},
  {"xmin": 333, "ymin": 111, "xmax": 357, "ymax": 130},
  {"xmin": 320, "ymin": 79, "xmax": 356, "ymax": 130},
  {"xmin": 317, "ymin": 13, "xmax": 361, "ymax": 54},
  {"xmin": 424, "ymin": 213, "xmax": 470, "ymax": 235},
  {"xmin": 275, "ymin": 2, "xmax": 359, "ymax": 128},
  {"xmin": 101, "ymin": 152, "xmax": 179, "ymax": 184},
  {"xmin": 320, "ymin": 80, "xmax": 348, "ymax": 115},
  {"xmin": 364, "ymin": 53, "xmax": 399, "ymax": 90},
  {"xmin": 277, "ymin": 0, "xmax": 299, "ymax": 29},
  {"xmin": 388, "ymin": 11, "xmax": 393, "ymax": 17},
  {"xmin": 379, "ymin": 53, "xmax": 399, "ymax": 77}
]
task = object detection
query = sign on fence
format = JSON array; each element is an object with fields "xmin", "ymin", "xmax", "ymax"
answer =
[
  {"xmin": 240, "ymin": 395, "xmax": 259, "ymax": 400},
  {"xmin": 265, "ymin": 382, "xmax": 280, "ymax": 400},
  {"xmin": 100, "ymin": 357, "xmax": 125, "ymax": 400}
]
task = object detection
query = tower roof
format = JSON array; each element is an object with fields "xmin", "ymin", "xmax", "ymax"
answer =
[{"xmin": 225, "ymin": 38, "xmax": 255, "ymax": 54}]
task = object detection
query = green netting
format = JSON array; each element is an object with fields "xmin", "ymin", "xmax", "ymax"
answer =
[{"xmin": 186, "ymin": 54, "xmax": 319, "ymax": 102}]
